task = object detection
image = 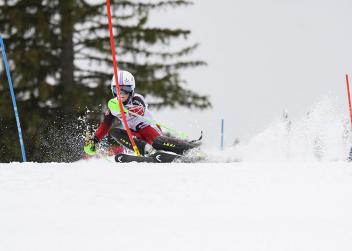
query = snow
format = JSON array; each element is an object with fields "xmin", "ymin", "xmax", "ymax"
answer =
[
  {"xmin": 1, "ymin": 96, "xmax": 352, "ymax": 250},
  {"xmin": 1, "ymin": 161, "xmax": 352, "ymax": 251},
  {"xmin": 217, "ymin": 96, "xmax": 352, "ymax": 162}
]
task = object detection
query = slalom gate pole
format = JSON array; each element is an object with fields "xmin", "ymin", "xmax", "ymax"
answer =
[
  {"xmin": 0, "ymin": 36, "xmax": 27, "ymax": 162},
  {"xmin": 346, "ymin": 74, "xmax": 352, "ymax": 130},
  {"xmin": 106, "ymin": 0, "xmax": 140, "ymax": 156},
  {"xmin": 221, "ymin": 119, "xmax": 224, "ymax": 151}
]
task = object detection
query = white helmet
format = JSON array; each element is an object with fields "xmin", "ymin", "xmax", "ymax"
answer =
[{"xmin": 110, "ymin": 70, "xmax": 136, "ymax": 98}]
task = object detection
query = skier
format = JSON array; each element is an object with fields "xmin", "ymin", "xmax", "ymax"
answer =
[{"xmin": 84, "ymin": 70, "xmax": 200, "ymax": 162}]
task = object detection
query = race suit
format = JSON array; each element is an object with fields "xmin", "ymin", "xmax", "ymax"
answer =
[{"xmin": 94, "ymin": 93, "xmax": 162, "ymax": 145}]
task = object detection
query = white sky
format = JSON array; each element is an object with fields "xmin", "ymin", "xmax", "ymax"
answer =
[{"xmin": 148, "ymin": 0, "xmax": 352, "ymax": 147}]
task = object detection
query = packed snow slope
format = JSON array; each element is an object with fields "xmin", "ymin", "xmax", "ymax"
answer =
[{"xmin": 1, "ymin": 161, "xmax": 352, "ymax": 251}]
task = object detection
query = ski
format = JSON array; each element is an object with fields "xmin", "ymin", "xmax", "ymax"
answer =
[
  {"xmin": 115, "ymin": 153, "xmax": 154, "ymax": 163},
  {"xmin": 151, "ymin": 150, "xmax": 207, "ymax": 163},
  {"xmin": 188, "ymin": 131, "xmax": 203, "ymax": 147},
  {"xmin": 114, "ymin": 149, "xmax": 207, "ymax": 163},
  {"xmin": 114, "ymin": 151, "xmax": 180, "ymax": 163},
  {"xmin": 151, "ymin": 151, "xmax": 180, "ymax": 163}
]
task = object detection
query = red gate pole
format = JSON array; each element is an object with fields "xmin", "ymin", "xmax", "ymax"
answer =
[
  {"xmin": 106, "ymin": 0, "xmax": 141, "ymax": 156},
  {"xmin": 346, "ymin": 74, "xmax": 352, "ymax": 130}
]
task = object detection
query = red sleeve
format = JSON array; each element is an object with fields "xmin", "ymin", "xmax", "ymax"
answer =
[
  {"xmin": 95, "ymin": 110, "xmax": 115, "ymax": 141},
  {"xmin": 128, "ymin": 105, "xmax": 145, "ymax": 116}
]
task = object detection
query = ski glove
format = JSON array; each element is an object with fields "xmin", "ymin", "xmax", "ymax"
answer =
[
  {"xmin": 84, "ymin": 134, "xmax": 99, "ymax": 156},
  {"xmin": 108, "ymin": 98, "xmax": 129, "ymax": 115}
]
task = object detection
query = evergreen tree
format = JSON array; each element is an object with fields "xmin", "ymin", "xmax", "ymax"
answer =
[{"xmin": 0, "ymin": 0, "xmax": 210, "ymax": 162}]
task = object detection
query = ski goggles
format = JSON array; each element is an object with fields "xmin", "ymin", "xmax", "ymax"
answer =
[{"xmin": 112, "ymin": 85, "xmax": 133, "ymax": 97}]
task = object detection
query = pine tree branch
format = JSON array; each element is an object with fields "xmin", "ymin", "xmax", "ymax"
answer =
[{"xmin": 110, "ymin": 0, "xmax": 193, "ymax": 9}]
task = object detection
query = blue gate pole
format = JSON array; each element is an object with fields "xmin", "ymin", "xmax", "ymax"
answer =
[
  {"xmin": 221, "ymin": 119, "xmax": 224, "ymax": 151},
  {"xmin": 0, "ymin": 36, "xmax": 27, "ymax": 162}
]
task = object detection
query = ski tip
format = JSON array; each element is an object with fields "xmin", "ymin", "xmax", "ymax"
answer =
[{"xmin": 115, "ymin": 154, "xmax": 124, "ymax": 163}]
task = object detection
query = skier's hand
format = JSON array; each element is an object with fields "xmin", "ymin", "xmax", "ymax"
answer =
[
  {"xmin": 108, "ymin": 98, "xmax": 129, "ymax": 115},
  {"xmin": 84, "ymin": 134, "xmax": 98, "ymax": 156}
]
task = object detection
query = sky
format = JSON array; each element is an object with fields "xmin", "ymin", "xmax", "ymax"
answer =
[{"xmin": 148, "ymin": 0, "xmax": 352, "ymax": 148}]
